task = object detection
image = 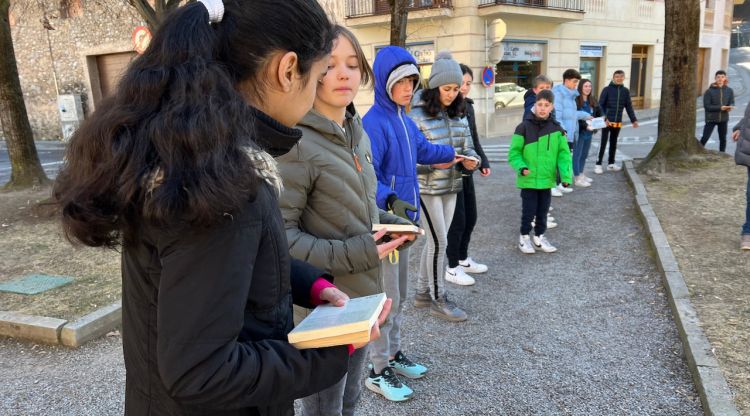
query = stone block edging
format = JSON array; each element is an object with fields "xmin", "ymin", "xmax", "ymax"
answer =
[
  {"xmin": 0, "ymin": 301, "xmax": 121, "ymax": 347},
  {"xmin": 623, "ymin": 160, "xmax": 739, "ymax": 416}
]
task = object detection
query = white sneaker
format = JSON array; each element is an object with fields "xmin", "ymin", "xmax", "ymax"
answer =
[
  {"xmin": 548, "ymin": 206, "xmax": 554, "ymax": 212},
  {"xmin": 459, "ymin": 257, "xmax": 488, "ymax": 274},
  {"xmin": 575, "ymin": 178, "xmax": 591, "ymax": 188},
  {"xmin": 558, "ymin": 184, "xmax": 573, "ymax": 194},
  {"xmin": 532, "ymin": 234, "xmax": 557, "ymax": 253},
  {"xmin": 533, "ymin": 217, "xmax": 557, "ymax": 229},
  {"xmin": 445, "ymin": 267, "xmax": 475, "ymax": 286},
  {"xmin": 547, "ymin": 215, "xmax": 555, "ymax": 222},
  {"xmin": 518, "ymin": 235, "xmax": 536, "ymax": 254},
  {"xmin": 594, "ymin": 164, "xmax": 604, "ymax": 174},
  {"xmin": 546, "ymin": 220, "xmax": 558, "ymax": 229},
  {"xmin": 582, "ymin": 175, "xmax": 593, "ymax": 183},
  {"xmin": 607, "ymin": 164, "xmax": 622, "ymax": 172},
  {"xmin": 551, "ymin": 187, "xmax": 563, "ymax": 197}
]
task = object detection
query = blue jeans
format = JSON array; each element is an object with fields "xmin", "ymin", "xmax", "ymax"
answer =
[
  {"xmin": 744, "ymin": 167, "xmax": 750, "ymax": 235},
  {"xmin": 573, "ymin": 130, "xmax": 593, "ymax": 177}
]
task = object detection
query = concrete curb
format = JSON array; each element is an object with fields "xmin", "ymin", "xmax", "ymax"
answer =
[
  {"xmin": 623, "ymin": 161, "xmax": 740, "ymax": 416},
  {"xmin": 0, "ymin": 301, "xmax": 121, "ymax": 347}
]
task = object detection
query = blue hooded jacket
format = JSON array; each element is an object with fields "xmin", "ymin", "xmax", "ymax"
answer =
[
  {"xmin": 552, "ymin": 83, "xmax": 590, "ymax": 142},
  {"xmin": 362, "ymin": 46, "xmax": 454, "ymax": 222}
]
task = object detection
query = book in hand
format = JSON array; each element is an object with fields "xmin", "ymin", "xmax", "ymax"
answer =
[
  {"xmin": 457, "ymin": 154, "xmax": 480, "ymax": 163},
  {"xmin": 587, "ymin": 117, "xmax": 607, "ymax": 130},
  {"xmin": 371, "ymin": 223, "xmax": 425, "ymax": 235},
  {"xmin": 288, "ymin": 293, "xmax": 387, "ymax": 349}
]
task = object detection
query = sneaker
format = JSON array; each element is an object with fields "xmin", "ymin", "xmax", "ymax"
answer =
[
  {"xmin": 389, "ymin": 351, "xmax": 428, "ymax": 379},
  {"xmin": 414, "ymin": 291, "xmax": 432, "ymax": 308},
  {"xmin": 594, "ymin": 164, "xmax": 604, "ymax": 174},
  {"xmin": 547, "ymin": 215, "xmax": 555, "ymax": 222},
  {"xmin": 365, "ymin": 367, "xmax": 414, "ymax": 402},
  {"xmin": 429, "ymin": 295, "xmax": 468, "ymax": 322},
  {"xmin": 558, "ymin": 184, "xmax": 573, "ymax": 194},
  {"xmin": 575, "ymin": 178, "xmax": 591, "ymax": 188},
  {"xmin": 551, "ymin": 187, "xmax": 563, "ymax": 197},
  {"xmin": 582, "ymin": 175, "xmax": 593, "ymax": 183},
  {"xmin": 532, "ymin": 234, "xmax": 558, "ymax": 253},
  {"xmin": 458, "ymin": 257, "xmax": 488, "ymax": 274},
  {"xmin": 548, "ymin": 206, "xmax": 554, "ymax": 211},
  {"xmin": 445, "ymin": 267, "xmax": 475, "ymax": 286},
  {"xmin": 607, "ymin": 164, "xmax": 622, "ymax": 172},
  {"xmin": 519, "ymin": 235, "xmax": 536, "ymax": 254},
  {"xmin": 546, "ymin": 220, "xmax": 558, "ymax": 229},
  {"xmin": 742, "ymin": 235, "xmax": 750, "ymax": 251},
  {"xmin": 533, "ymin": 217, "xmax": 557, "ymax": 229}
]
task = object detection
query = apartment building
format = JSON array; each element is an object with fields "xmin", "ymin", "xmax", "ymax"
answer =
[{"xmin": 335, "ymin": 0, "xmax": 732, "ymax": 136}]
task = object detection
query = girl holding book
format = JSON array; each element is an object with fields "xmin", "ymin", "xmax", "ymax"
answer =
[
  {"xmin": 574, "ymin": 79, "xmax": 603, "ymax": 187},
  {"xmin": 409, "ymin": 51, "xmax": 479, "ymax": 322},
  {"xmin": 276, "ymin": 26, "xmax": 413, "ymax": 415},
  {"xmin": 53, "ymin": 2, "xmax": 388, "ymax": 414}
]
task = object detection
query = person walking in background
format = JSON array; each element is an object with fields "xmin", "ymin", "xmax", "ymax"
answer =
[
  {"xmin": 445, "ymin": 64, "xmax": 491, "ymax": 284},
  {"xmin": 52, "ymin": 1, "xmax": 391, "ymax": 414},
  {"xmin": 363, "ymin": 45, "xmax": 457, "ymax": 402},
  {"xmin": 595, "ymin": 70, "xmax": 639, "ymax": 173},
  {"xmin": 410, "ymin": 51, "xmax": 480, "ymax": 319},
  {"xmin": 701, "ymin": 70, "xmax": 735, "ymax": 152},
  {"xmin": 509, "ymin": 90, "xmax": 572, "ymax": 254},
  {"xmin": 731, "ymin": 105, "xmax": 750, "ymax": 250},
  {"xmin": 552, "ymin": 69, "xmax": 591, "ymax": 195},
  {"xmin": 524, "ymin": 74, "xmax": 553, "ymax": 118},
  {"xmin": 277, "ymin": 26, "xmax": 412, "ymax": 416},
  {"xmin": 573, "ymin": 79, "xmax": 602, "ymax": 187}
]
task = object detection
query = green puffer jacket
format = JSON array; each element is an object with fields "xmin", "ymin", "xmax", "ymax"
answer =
[
  {"xmin": 277, "ymin": 108, "xmax": 410, "ymax": 302},
  {"xmin": 508, "ymin": 113, "xmax": 573, "ymax": 189}
]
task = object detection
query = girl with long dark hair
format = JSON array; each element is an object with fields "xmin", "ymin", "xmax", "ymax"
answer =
[
  {"xmin": 409, "ymin": 51, "xmax": 479, "ymax": 323},
  {"xmin": 574, "ymin": 79, "xmax": 602, "ymax": 187},
  {"xmin": 53, "ymin": 1, "xmax": 387, "ymax": 414}
]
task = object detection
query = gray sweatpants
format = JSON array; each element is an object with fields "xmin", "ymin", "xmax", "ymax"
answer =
[
  {"xmin": 299, "ymin": 345, "xmax": 369, "ymax": 416},
  {"xmin": 368, "ymin": 247, "xmax": 410, "ymax": 373},
  {"xmin": 418, "ymin": 193, "xmax": 457, "ymax": 300}
]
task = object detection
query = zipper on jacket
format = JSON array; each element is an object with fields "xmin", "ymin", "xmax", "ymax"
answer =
[
  {"xmin": 397, "ymin": 107, "xmax": 418, "ymax": 208},
  {"xmin": 615, "ymin": 86, "xmax": 621, "ymax": 122}
]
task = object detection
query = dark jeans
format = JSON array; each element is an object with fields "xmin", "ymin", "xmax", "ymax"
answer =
[
  {"xmin": 597, "ymin": 126, "xmax": 622, "ymax": 165},
  {"xmin": 744, "ymin": 167, "xmax": 750, "ymax": 235},
  {"xmin": 520, "ymin": 188, "xmax": 552, "ymax": 236},
  {"xmin": 700, "ymin": 121, "xmax": 728, "ymax": 152},
  {"xmin": 447, "ymin": 175, "xmax": 477, "ymax": 267}
]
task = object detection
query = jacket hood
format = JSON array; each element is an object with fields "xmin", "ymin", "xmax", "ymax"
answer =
[
  {"xmin": 373, "ymin": 46, "xmax": 419, "ymax": 113},
  {"xmin": 523, "ymin": 110, "xmax": 553, "ymax": 125},
  {"xmin": 552, "ymin": 83, "xmax": 579, "ymax": 99},
  {"xmin": 523, "ymin": 89, "xmax": 535, "ymax": 100},
  {"xmin": 297, "ymin": 104, "xmax": 361, "ymax": 148}
]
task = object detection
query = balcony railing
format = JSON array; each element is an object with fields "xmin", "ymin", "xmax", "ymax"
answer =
[
  {"xmin": 347, "ymin": 0, "xmax": 453, "ymax": 18},
  {"xmin": 478, "ymin": 0, "xmax": 584, "ymax": 12}
]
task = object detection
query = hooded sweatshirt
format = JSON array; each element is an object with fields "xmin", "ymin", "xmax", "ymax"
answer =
[
  {"xmin": 277, "ymin": 107, "xmax": 410, "ymax": 300},
  {"xmin": 362, "ymin": 46, "xmax": 455, "ymax": 222}
]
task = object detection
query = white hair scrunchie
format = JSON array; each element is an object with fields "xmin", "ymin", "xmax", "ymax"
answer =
[{"xmin": 198, "ymin": 0, "xmax": 224, "ymax": 24}]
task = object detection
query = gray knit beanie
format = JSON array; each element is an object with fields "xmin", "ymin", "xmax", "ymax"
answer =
[{"xmin": 428, "ymin": 51, "xmax": 463, "ymax": 89}]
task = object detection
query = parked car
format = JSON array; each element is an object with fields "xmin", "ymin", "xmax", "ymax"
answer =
[{"xmin": 494, "ymin": 82, "xmax": 526, "ymax": 110}]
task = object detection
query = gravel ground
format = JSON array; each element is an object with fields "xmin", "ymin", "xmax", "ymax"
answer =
[{"xmin": 0, "ymin": 165, "xmax": 702, "ymax": 415}]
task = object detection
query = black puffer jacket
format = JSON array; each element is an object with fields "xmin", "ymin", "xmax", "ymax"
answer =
[
  {"xmin": 121, "ymin": 113, "xmax": 349, "ymax": 416},
  {"xmin": 464, "ymin": 98, "xmax": 490, "ymax": 171},
  {"xmin": 703, "ymin": 83, "xmax": 735, "ymax": 123}
]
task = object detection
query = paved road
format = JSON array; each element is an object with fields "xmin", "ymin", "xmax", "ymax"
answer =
[
  {"xmin": 1, "ymin": 165, "xmax": 702, "ymax": 415},
  {"xmin": 0, "ymin": 141, "xmax": 66, "ymax": 184}
]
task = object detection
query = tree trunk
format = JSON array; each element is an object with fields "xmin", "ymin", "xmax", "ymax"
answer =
[
  {"xmin": 639, "ymin": 0, "xmax": 703, "ymax": 173},
  {"xmin": 389, "ymin": 0, "xmax": 408, "ymax": 47},
  {"xmin": 0, "ymin": 0, "xmax": 48, "ymax": 189},
  {"xmin": 130, "ymin": 0, "xmax": 187, "ymax": 29}
]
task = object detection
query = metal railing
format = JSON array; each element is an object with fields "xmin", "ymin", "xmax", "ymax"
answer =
[
  {"xmin": 347, "ymin": 0, "xmax": 453, "ymax": 18},
  {"xmin": 478, "ymin": 0, "xmax": 584, "ymax": 12}
]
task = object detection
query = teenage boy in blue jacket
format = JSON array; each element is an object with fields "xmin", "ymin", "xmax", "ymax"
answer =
[{"xmin": 362, "ymin": 45, "xmax": 457, "ymax": 402}]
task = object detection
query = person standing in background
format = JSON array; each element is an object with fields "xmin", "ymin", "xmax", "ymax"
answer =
[
  {"xmin": 701, "ymin": 70, "xmax": 735, "ymax": 152},
  {"xmin": 595, "ymin": 70, "xmax": 639, "ymax": 173}
]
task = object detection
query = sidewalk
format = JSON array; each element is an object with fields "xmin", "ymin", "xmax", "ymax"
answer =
[{"xmin": 0, "ymin": 168, "xmax": 703, "ymax": 415}]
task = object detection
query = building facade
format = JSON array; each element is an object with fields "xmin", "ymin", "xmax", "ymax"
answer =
[{"xmin": 3, "ymin": 0, "xmax": 733, "ymax": 140}]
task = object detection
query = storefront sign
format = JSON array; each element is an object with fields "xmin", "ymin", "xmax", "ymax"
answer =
[
  {"xmin": 376, "ymin": 42, "xmax": 435, "ymax": 64},
  {"xmin": 482, "ymin": 66, "xmax": 494, "ymax": 88},
  {"xmin": 501, "ymin": 42, "xmax": 544, "ymax": 62},
  {"xmin": 580, "ymin": 45, "xmax": 604, "ymax": 58}
]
